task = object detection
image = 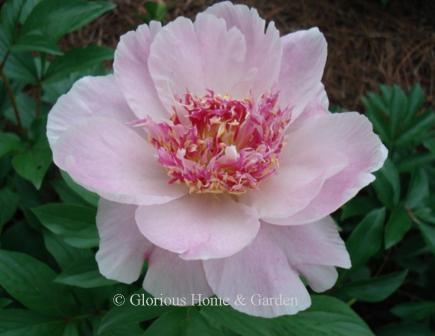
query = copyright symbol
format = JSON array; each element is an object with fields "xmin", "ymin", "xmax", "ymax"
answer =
[{"xmin": 113, "ymin": 294, "xmax": 125, "ymax": 306}]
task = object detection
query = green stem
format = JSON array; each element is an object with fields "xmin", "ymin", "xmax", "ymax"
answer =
[
  {"xmin": 35, "ymin": 83, "xmax": 42, "ymax": 117},
  {"xmin": 0, "ymin": 53, "xmax": 24, "ymax": 134}
]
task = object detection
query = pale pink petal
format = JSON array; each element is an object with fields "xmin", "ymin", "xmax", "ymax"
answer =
[
  {"xmin": 96, "ymin": 199, "xmax": 152, "ymax": 283},
  {"xmin": 277, "ymin": 28, "xmax": 327, "ymax": 120},
  {"xmin": 286, "ymin": 83, "xmax": 329, "ymax": 131},
  {"xmin": 203, "ymin": 225, "xmax": 311, "ymax": 317},
  {"xmin": 114, "ymin": 22, "xmax": 168, "ymax": 120},
  {"xmin": 267, "ymin": 112, "xmax": 387, "ymax": 225},
  {"xmin": 148, "ymin": 17, "xmax": 202, "ymax": 110},
  {"xmin": 144, "ymin": 248, "xmax": 213, "ymax": 304},
  {"xmin": 240, "ymin": 149, "xmax": 347, "ymax": 219},
  {"xmin": 52, "ymin": 117, "xmax": 186, "ymax": 205},
  {"xmin": 269, "ymin": 217, "xmax": 351, "ymax": 268},
  {"xmin": 135, "ymin": 194, "xmax": 259, "ymax": 260},
  {"xmin": 205, "ymin": 1, "xmax": 282, "ymax": 97},
  {"xmin": 148, "ymin": 14, "xmax": 251, "ymax": 110},
  {"xmin": 297, "ymin": 264, "xmax": 338, "ymax": 292},
  {"xmin": 47, "ymin": 75, "xmax": 135, "ymax": 147},
  {"xmin": 203, "ymin": 218, "xmax": 349, "ymax": 317},
  {"xmin": 194, "ymin": 13, "xmax": 247, "ymax": 97}
]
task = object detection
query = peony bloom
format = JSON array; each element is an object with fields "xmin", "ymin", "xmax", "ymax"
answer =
[{"xmin": 47, "ymin": 1, "xmax": 387, "ymax": 317}]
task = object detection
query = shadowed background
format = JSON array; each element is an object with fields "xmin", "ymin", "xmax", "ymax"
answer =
[{"xmin": 61, "ymin": 0, "xmax": 435, "ymax": 111}]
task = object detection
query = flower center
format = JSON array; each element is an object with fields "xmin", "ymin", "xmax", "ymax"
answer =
[{"xmin": 141, "ymin": 91, "xmax": 291, "ymax": 194}]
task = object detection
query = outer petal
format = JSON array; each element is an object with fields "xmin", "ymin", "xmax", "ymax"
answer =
[
  {"xmin": 240, "ymin": 149, "xmax": 347, "ymax": 219},
  {"xmin": 148, "ymin": 14, "xmax": 249, "ymax": 111},
  {"xmin": 266, "ymin": 112, "xmax": 387, "ymax": 225},
  {"xmin": 135, "ymin": 194, "xmax": 260, "ymax": 260},
  {"xmin": 203, "ymin": 224, "xmax": 311, "ymax": 317},
  {"xmin": 47, "ymin": 75, "xmax": 135, "ymax": 147},
  {"xmin": 52, "ymin": 117, "xmax": 186, "ymax": 205},
  {"xmin": 144, "ymin": 248, "xmax": 213, "ymax": 305},
  {"xmin": 296, "ymin": 264, "xmax": 338, "ymax": 293},
  {"xmin": 114, "ymin": 22, "xmax": 168, "ymax": 120},
  {"xmin": 96, "ymin": 199, "xmax": 152, "ymax": 283},
  {"xmin": 277, "ymin": 28, "xmax": 327, "ymax": 120},
  {"xmin": 203, "ymin": 218, "xmax": 350, "ymax": 317},
  {"xmin": 270, "ymin": 217, "xmax": 351, "ymax": 269},
  {"xmin": 205, "ymin": 1, "xmax": 282, "ymax": 97},
  {"xmin": 286, "ymin": 83, "xmax": 329, "ymax": 131}
]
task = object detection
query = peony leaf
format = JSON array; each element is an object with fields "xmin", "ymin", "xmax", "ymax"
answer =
[
  {"xmin": 145, "ymin": 308, "xmax": 224, "ymax": 336},
  {"xmin": 384, "ymin": 207, "xmax": 412, "ymax": 249},
  {"xmin": 32, "ymin": 203, "xmax": 98, "ymax": 248},
  {"xmin": 55, "ymin": 256, "xmax": 116, "ymax": 288},
  {"xmin": 346, "ymin": 208, "xmax": 386, "ymax": 269},
  {"xmin": 98, "ymin": 291, "xmax": 172, "ymax": 336},
  {"xmin": 43, "ymin": 46, "xmax": 114, "ymax": 84},
  {"xmin": 338, "ymin": 270, "xmax": 408, "ymax": 303},
  {"xmin": 0, "ymin": 249, "xmax": 76, "ymax": 315},
  {"xmin": 12, "ymin": 0, "xmax": 115, "ymax": 54},
  {"xmin": 199, "ymin": 295, "xmax": 374, "ymax": 336},
  {"xmin": 391, "ymin": 301, "xmax": 435, "ymax": 321},
  {"xmin": 12, "ymin": 136, "xmax": 51, "ymax": 189},
  {"xmin": 0, "ymin": 309, "xmax": 66, "ymax": 336},
  {"xmin": 0, "ymin": 187, "xmax": 19, "ymax": 232}
]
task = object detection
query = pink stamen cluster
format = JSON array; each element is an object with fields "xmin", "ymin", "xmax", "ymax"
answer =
[{"xmin": 142, "ymin": 91, "xmax": 291, "ymax": 194}]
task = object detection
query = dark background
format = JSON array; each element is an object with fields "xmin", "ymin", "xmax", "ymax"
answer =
[{"xmin": 62, "ymin": 0, "xmax": 435, "ymax": 111}]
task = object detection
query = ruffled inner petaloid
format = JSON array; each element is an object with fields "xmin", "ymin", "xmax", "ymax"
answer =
[{"xmin": 138, "ymin": 91, "xmax": 291, "ymax": 194}]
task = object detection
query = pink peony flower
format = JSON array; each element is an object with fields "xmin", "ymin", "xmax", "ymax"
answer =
[{"xmin": 47, "ymin": 1, "xmax": 387, "ymax": 317}]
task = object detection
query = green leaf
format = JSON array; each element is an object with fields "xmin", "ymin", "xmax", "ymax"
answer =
[
  {"xmin": 3, "ymin": 52, "xmax": 39, "ymax": 84},
  {"xmin": 43, "ymin": 231, "xmax": 92, "ymax": 271},
  {"xmin": 145, "ymin": 308, "xmax": 223, "ymax": 336},
  {"xmin": 396, "ymin": 110, "xmax": 435, "ymax": 147},
  {"xmin": 391, "ymin": 301, "xmax": 435, "ymax": 321},
  {"xmin": 0, "ymin": 220, "xmax": 50, "ymax": 261},
  {"xmin": 12, "ymin": 136, "xmax": 51, "ymax": 189},
  {"xmin": 340, "ymin": 196, "xmax": 379, "ymax": 220},
  {"xmin": 200, "ymin": 295, "xmax": 374, "ymax": 336},
  {"xmin": 346, "ymin": 208, "xmax": 386, "ymax": 269},
  {"xmin": 4, "ymin": 92, "xmax": 36, "ymax": 129},
  {"xmin": 362, "ymin": 92, "xmax": 390, "ymax": 145},
  {"xmin": 406, "ymin": 84, "xmax": 425, "ymax": 124},
  {"xmin": 0, "ymin": 132, "xmax": 22, "ymax": 158},
  {"xmin": 0, "ymin": 188, "xmax": 19, "ymax": 232},
  {"xmin": 0, "ymin": 298, "xmax": 13, "ymax": 308},
  {"xmin": 389, "ymin": 85, "xmax": 407, "ymax": 139},
  {"xmin": 405, "ymin": 168, "xmax": 430, "ymax": 209},
  {"xmin": 0, "ymin": 249, "xmax": 76, "ymax": 315},
  {"xmin": 13, "ymin": 0, "xmax": 115, "ymax": 54},
  {"xmin": 11, "ymin": 33, "xmax": 61, "ymax": 55},
  {"xmin": 51, "ymin": 179, "xmax": 90, "ymax": 206},
  {"xmin": 373, "ymin": 159, "xmax": 400, "ymax": 208},
  {"xmin": 55, "ymin": 256, "xmax": 115, "ymax": 288},
  {"xmin": 423, "ymin": 137, "xmax": 435, "ymax": 153},
  {"xmin": 377, "ymin": 322, "xmax": 434, "ymax": 336},
  {"xmin": 384, "ymin": 207, "xmax": 412, "ymax": 249},
  {"xmin": 61, "ymin": 171, "xmax": 99, "ymax": 207},
  {"xmin": 0, "ymin": 0, "xmax": 42, "ymax": 51},
  {"xmin": 32, "ymin": 203, "xmax": 98, "ymax": 248},
  {"xmin": 398, "ymin": 152, "xmax": 435, "ymax": 172},
  {"xmin": 0, "ymin": 309, "xmax": 66, "ymax": 336},
  {"xmin": 44, "ymin": 46, "xmax": 113, "ymax": 83},
  {"xmin": 416, "ymin": 221, "xmax": 435, "ymax": 255},
  {"xmin": 144, "ymin": 1, "xmax": 167, "ymax": 23},
  {"xmin": 338, "ymin": 270, "xmax": 408, "ymax": 302},
  {"xmin": 98, "ymin": 292, "xmax": 171, "ymax": 336},
  {"xmin": 62, "ymin": 323, "xmax": 80, "ymax": 336}
]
